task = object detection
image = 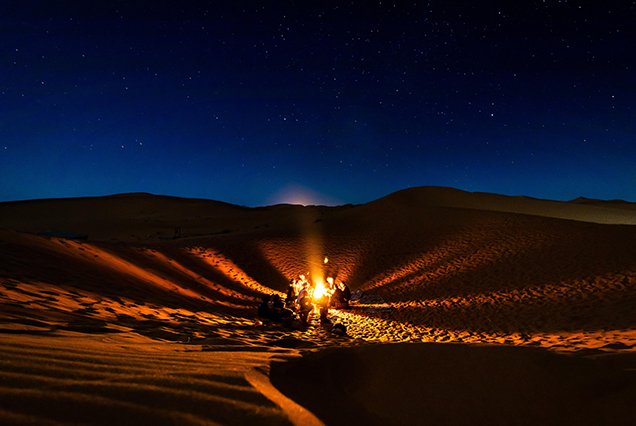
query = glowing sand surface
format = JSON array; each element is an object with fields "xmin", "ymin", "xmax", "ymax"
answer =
[{"xmin": 1, "ymin": 188, "xmax": 635, "ymax": 424}]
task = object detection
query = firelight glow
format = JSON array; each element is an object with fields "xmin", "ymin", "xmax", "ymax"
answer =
[{"xmin": 313, "ymin": 279, "xmax": 326, "ymax": 300}]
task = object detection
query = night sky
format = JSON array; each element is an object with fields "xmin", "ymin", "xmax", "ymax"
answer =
[{"xmin": 2, "ymin": 1, "xmax": 635, "ymax": 206}]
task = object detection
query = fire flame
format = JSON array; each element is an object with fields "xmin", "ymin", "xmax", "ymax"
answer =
[
  {"xmin": 313, "ymin": 279, "xmax": 326, "ymax": 300},
  {"xmin": 312, "ymin": 276, "xmax": 334, "ymax": 301}
]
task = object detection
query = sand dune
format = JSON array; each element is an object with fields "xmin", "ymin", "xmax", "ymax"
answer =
[
  {"xmin": 371, "ymin": 186, "xmax": 636, "ymax": 225},
  {"xmin": 272, "ymin": 343, "xmax": 636, "ymax": 425},
  {"xmin": 1, "ymin": 187, "xmax": 635, "ymax": 424},
  {"xmin": 1, "ymin": 187, "xmax": 634, "ymax": 242}
]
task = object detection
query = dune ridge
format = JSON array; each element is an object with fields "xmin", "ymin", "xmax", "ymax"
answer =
[
  {"xmin": 1, "ymin": 186, "xmax": 635, "ymax": 241},
  {"xmin": 1, "ymin": 186, "xmax": 635, "ymax": 423},
  {"xmin": 371, "ymin": 186, "xmax": 636, "ymax": 225}
]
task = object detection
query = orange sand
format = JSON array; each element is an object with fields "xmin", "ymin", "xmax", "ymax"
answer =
[{"xmin": 1, "ymin": 187, "xmax": 635, "ymax": 424}]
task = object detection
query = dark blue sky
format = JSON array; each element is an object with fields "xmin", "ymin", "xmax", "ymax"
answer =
[{"xmin": 2, "ymin": 1, "xmax": 635, "ymax": 206}]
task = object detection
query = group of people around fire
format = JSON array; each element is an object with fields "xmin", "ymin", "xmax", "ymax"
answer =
[{"xmin": 258, "ymin": 274, "xmax": 351, "ymax": 327}]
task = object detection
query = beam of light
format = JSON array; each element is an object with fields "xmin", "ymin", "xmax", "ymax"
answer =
[
  {"xmin": 299, "ymin": 209, "xmax": 327, "ymax": 297},
  {"xmin": 188, "ymin": 247, "xmax": 281, "ymax": 296},
  {"xmin": 141, "ymin": 249, "xmax": 256, "ymax": 302},
  {"xmin": 46, "ymin": 239, "xmax": 245, "ymax": 309}
]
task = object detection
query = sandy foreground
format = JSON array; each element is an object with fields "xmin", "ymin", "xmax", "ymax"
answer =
[{"xmin": 1, "ymin": 187, "xmax": 635, "ymax": 424}]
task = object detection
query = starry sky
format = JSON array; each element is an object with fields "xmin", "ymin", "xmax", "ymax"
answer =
[{"xmin": 2, "ymin": 1, "xmax": 635, "ymax": 206}]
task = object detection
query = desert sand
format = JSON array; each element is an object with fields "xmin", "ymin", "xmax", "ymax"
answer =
[{"xmin": 1, "ymin": 186, "xmax": 635, "ymax": 424}]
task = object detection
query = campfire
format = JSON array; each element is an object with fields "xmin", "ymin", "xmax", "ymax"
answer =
[
  {"xmin": 313, "ymin": 279, "xmax": 327, "ymax": 300},
  {"xmin": 292, "ymin": 273, "xmax": 334, "ymax": 301}
]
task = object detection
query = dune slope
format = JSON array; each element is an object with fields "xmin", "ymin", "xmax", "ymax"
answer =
[
  {"xmin": 1, "ymin": 187, "xmax": 635, "ymax": 424},
  {"xmin": 271, "ymin": 343, "xmax": 636, "ymax": 426}
]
